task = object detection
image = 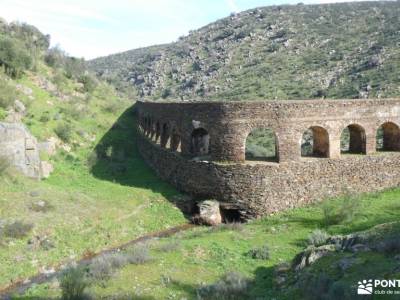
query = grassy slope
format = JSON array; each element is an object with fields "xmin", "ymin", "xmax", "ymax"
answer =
[
  {"xmin": 18, "ymin": 188, "xmax": 400, "ymax": 299},
  {"xmin": 0, "ymin": 64, "xmax": 186, "ymax": 289}
]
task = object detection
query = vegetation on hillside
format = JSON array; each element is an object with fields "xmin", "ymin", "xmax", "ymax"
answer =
[
  {"xmin": 89, "ymin": 1, "xmax": 400, "ymax": 101},
  {"xmin": 0, "ymin": 19, "xmax": 186, "ymax": 291}
]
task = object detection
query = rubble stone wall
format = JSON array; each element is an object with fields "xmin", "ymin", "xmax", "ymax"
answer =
[{"xmin": 136, "ymin": 99, "xmax": 400, "ymax": 218}]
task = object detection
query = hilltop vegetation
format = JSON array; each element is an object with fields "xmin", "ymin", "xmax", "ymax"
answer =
[{"xmin": 89, "ymin": 1, "xmax": 400, "ymax": 101}]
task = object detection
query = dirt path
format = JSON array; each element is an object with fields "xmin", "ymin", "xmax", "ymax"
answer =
[{"xmin": 0, "ymin": 223, "xmax": 194, "ymax": 299}]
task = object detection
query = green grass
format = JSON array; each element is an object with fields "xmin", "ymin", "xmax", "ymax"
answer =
[
  {"xmin": 0, "ymin": 65, "xmax": 187, "ymax": 290},
  {"xmin": 16, "ymin": 188, "xmax": 400, "ymax": 299}
]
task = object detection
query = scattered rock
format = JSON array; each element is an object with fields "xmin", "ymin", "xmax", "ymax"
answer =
[
  {"xmin": 197, "ymin": 200, "xmax": 222, "ymax": 226},
  {"xmin": 293, "ymin": 244, "xmax": 336, "ymax": 271},
  {"xmin": 14, "ymin": 100, "xmax": 26, "ymax": 113},
  {"xmin": 40, "ymin": 161, "xmax": 54, "ymax": 178},
  {"xmin": 15, "ymin": 84, "xmax": 33, "ymax": 96},
  {"xmin": 29, "ymin": 190, "xmax": 40, "ymax": 197},
  {"xmin": 38, "ymin": 137, "xmax": 58, "ymax": 156}
]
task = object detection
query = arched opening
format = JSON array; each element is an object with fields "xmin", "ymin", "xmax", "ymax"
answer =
[
  {"xmin": 160, "ymin": 123, "xmax": 170, "ymax": 148},
  {"xmin": 149, "ymin": 119, "xmax": 155, "ymax": 140},
  {"xmin": 170, "ymin": 128, "xmax": 181, "ymax": 152},
  {"xmin": 376, "ymin": 122, "xmax": 400, "ymax": 151},
  {"xmin": 145, "ymin": 117, "xmax": 151, "ymax": 137},
  {"xmin": 341, "ymin": 124, "xmax": 366, "ymax": 154},
  {"xmin": 155, "ymin": 122, "xmax": 161, "ymax": 144},
  {"xmin": 301, "ymin": 126, "xmax": 329, "ymax": 158},
  {"xmin": 190, "ymin": 128, "xmax": 210, "ymax": 157},
  {"xmin": 245, "ymin": 128, "xmax": 278, "ymax": 162}
]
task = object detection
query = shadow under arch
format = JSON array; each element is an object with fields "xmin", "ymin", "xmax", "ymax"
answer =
[{"xmin": 89, "ymin": 105, "xmax": 191, "ymax": 215}]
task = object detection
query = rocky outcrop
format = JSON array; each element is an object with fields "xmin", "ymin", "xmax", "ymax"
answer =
[{"xmin": 0, "ymin": 122, "xmax": 53, "ymax": 179}]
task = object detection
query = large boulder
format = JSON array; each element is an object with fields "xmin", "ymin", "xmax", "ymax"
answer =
[
  {"xmin": 0, "ymin": 122, "xmax": 51, "ymax": 179},
  {"xmin": 198, "ymin": 200, "xmax": 222, "ymax": 226}
]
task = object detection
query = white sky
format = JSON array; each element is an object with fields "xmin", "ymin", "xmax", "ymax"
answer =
[{"xmin": 0, "ymin": 0, "xmax": 373, "ymax": 59}]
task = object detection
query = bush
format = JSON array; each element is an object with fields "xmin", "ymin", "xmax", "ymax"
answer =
[
  {"xmin": 3, "ymin": 220, "xmax": 33, "ymax": 239},
  {"xmin": 88, "ymin": 256, "xmax": 113, "ymax": 281},
  {"xmin": 60, "ymin": 266, "xmax": 89, "ymax": 300},
  {"xmin": 0, "ymin": 79, "xmax": 16, "ymax": 109},
  {"xmin": 300, "ymin": 272, "xmax": 352, "ymax": 300},
  {"xmin": 45, "ymin": 46, "xmax": 66, "ymax": 68},
  {"xmin": 307, "ymin": 229, "xmax": 329, "ymax": 247},
  {"xmin": 0, "ymin": 36, "xmax": 32, "ymax": 78},
  {"xmin": 125, "ymin": 243, "xmax": 152, "ymax": 264},
  {"xmin": 55, "ymin": 122, "xmax": 73, "ymax": 142},
  {"xmin": 376, "ymin": 237, "xmax": 400, "ymax": 254},
  {"xmin": 197, "ymin": 272, "xmax": 250, "ymax": 300},
  {"xmin": 247, "ymin": 244, "xmax": 270, "ymax": 260},
  {"xmin": 322, "ymin": 194, "xmax": 360, "ymax": 226},
  {"xmin": 88, "ymin": 253, "xmax": 129, "ymax": 282},
  {"xmin": 157, "ymin": 240, "xmax": 181, "ymax": 252},
  {"xmin": 78, "ymin": 74, "xmax": 97, "ymax": 93}
]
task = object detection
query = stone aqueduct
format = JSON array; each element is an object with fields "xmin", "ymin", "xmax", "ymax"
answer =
[{"xmin": 136, "ymin": 99, "xmax": 400, "ymax": 219}]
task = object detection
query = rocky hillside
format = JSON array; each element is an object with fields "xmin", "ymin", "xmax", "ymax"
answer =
[{"xmin": 88, "ymin": 1, "xmax": 400, "ymax": 101}]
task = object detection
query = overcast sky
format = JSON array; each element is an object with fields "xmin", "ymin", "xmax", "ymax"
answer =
[{"xmin": 0, "ymin": 0, "xmax": 369, "ymax": 59}]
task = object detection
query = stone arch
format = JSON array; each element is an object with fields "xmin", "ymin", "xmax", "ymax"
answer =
[
  {"xmin": 160, "ymin": 123, "xmax": 170, "ymax": 148},
  {"xmin": 341, "ymin": 124, "xmax": 366, "ymax": 154},
  {"xmin": 190, "ymin": 128, "xmax": 210, "ymax": 156},
  {"xmin": 301, "ymin": 126, "xmax": 329, "ymax": 158},
  {"xmin": 170, "ymin": 127, "xmax": 181, "ymax": 152},
  {"xmin": 245, "ymin": 127, "xmax": 279, "ymax": 162},
  {"xmin": 376, "ymin": 121, "xmax": 400, "ymax": 151}
]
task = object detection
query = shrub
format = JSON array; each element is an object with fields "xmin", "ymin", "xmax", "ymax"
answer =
[
  {"xmin": 158, "ymin": 240, "xmax": 181, "ymax": 252},
  {"xmin": 45, "ymin": 46, "xmax": 66, "ymax": 68},
  {"xmin": 197, "ymin": 272, "xmax": 250, "ymax": 300},
  {"xmin": 78, "ymin": 74, "xmax": 97, "ymax": 93},
  {"xmin": 3, "ymin": 221, "xmax": 33, "ymax": 239},
  {"xmin": 88, "ymin": 252, "xmax": 129, "ymax": 282},
  {"xmin": 54, "ymin": 122, "xmax": 73, "ymax": 142},
  {"xmin": 322, "ymin": 194, "xmax": 360, "ymax": 226},
  {"xmin": 300, "ymin": 272, "xmax": 351, "ymax": 300},
  {"xmin": 0, "ymin": 79, "xmax": 16, "ymax": 109},
  {"xmin": 0, "ymin": 36, "xmax": 32, "ymax": 78},
  {"xmin": 247, "ymin": 244, "xmax": 270, "ymax": 260},
  {"xmin": 61, "ymin": 104, "xmax": 85, "ymax": 121},
  {"xmin": 125, "ymin": 243, "xmax": 152, "ymax": 264},
  {"xmin": 307, "ymin": 229, "xmax": 329, "ymax": 247},
  {"xmin": 376, "ymin": 237, "xmax": 400, "ymax": 254},
  {"xmin": 60, "ymin": 266, "xmax": 89, "ymax": 300},
  {"xmin": 88, "ymin": 256, "xmax": 113, "ymax": 281}
]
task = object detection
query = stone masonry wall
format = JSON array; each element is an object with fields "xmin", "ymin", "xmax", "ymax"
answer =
[
  {"xmin": 138, "ymin": 134, "xmax": 400, "ymax": 218},
  {"xmin": 136, "ymin": 99, "xmax": 400, "ymax": 218}
]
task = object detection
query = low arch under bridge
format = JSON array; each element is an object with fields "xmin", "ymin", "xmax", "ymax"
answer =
[{"xmin": 136, "ymin": 99, "xmax": 400, "ymax": 219}]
